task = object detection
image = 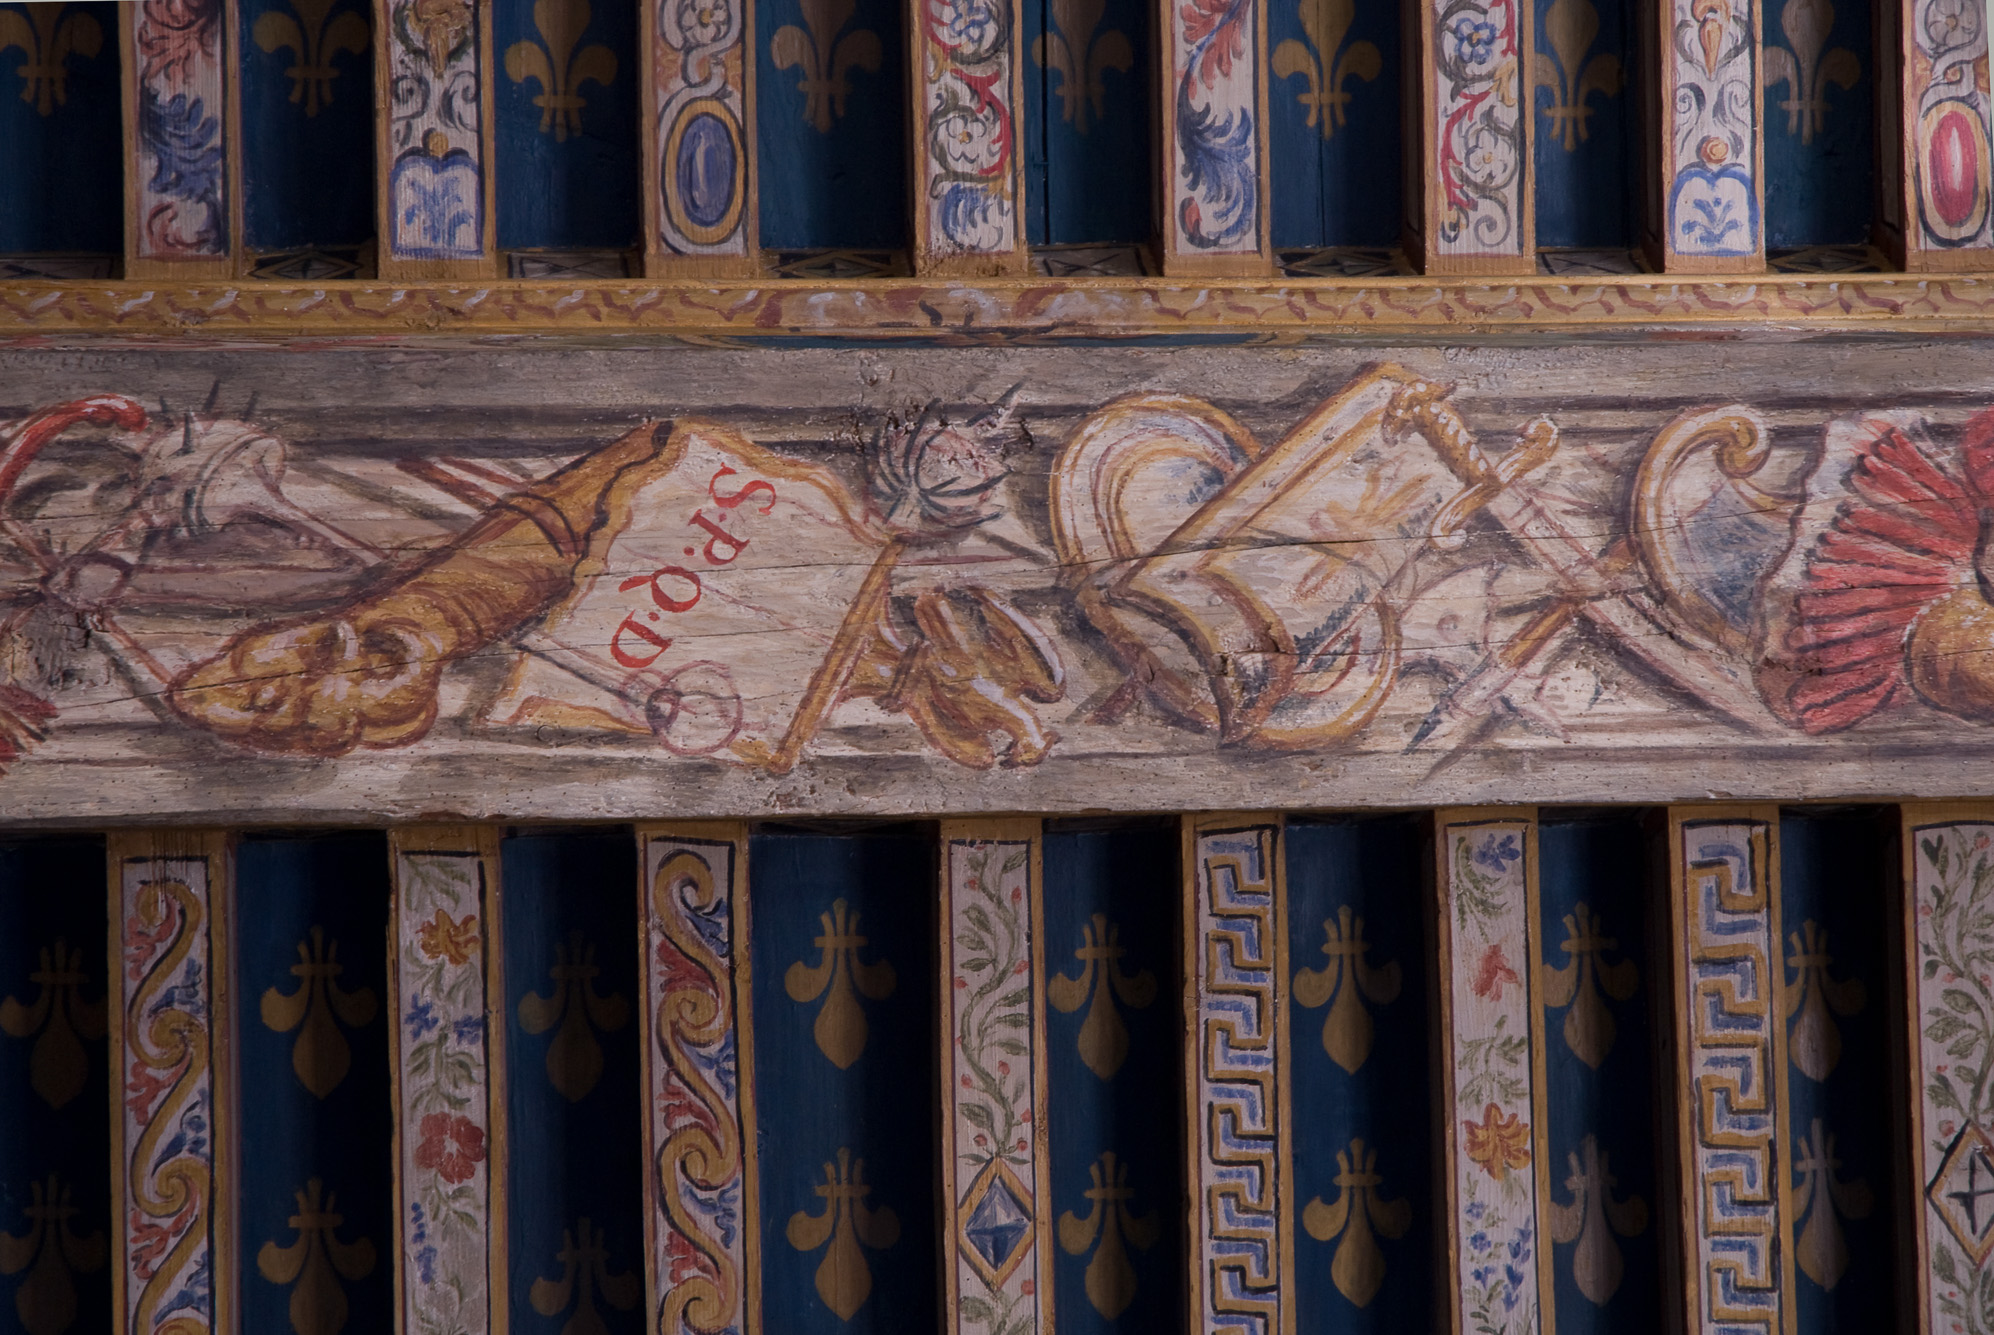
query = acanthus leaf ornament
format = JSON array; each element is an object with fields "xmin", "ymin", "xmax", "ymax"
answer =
[
  {"xmin": 1300, "ymin": 1139, "xmax": 1409, "ymax": 1309},
  {"xmin": 1292, "ymin": 905, "xmax": 1400, "ymax": 1074},
  {"xmin": 1046, "ymin": 913, "xmax": 1155, "ymax": 1079},
  {"xmin": 784, "ymin": 898, "xmax": 896, "ymax": 1069}
]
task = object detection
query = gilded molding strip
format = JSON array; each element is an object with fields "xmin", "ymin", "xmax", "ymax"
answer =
[
  {"xmin": 637, "ymin": 822, "xmax": 759, "ymax": 1335},
  {"xmin": 1897, "ymin": 0, "xmax": 1994, "ymax": 268},
  {"xmin": 1434, "ymin": 810, "xmax": 1552, "ymax": 1334},
  {"xmin": 643, "ymin": 0, "xmax": 756, "ymax": 273},
  {"xmin": 123, "ymin": 0, "xmax": 233, "ymax": 276},
  {"xmin": 1655, "ymin": 0, "xmax": 1763, "ymax": 270},
  {"xmin": 388, "ymin": 826, "xmax": 504, "ymax": 1335},
  {"xmin": 1159, "ymin": 0, "xmax": 1273, "ymax": 274},
  {"xmin": 376, "ymin": 0, "xmax": 497, "ymax": 276},
  {"xmin": 910, "ymin": 0, "xmax": 1028, "ymax": 274},
  {"xmin": 1184, "ymin": 814, "xmax": 1283, "ymax": 1335},
  {"xmin": 1667, "ymin": 806, "xmax": 1791, "ymax": 1335},
  {"xmin": 1417, "ymin": 0, "xmax": 1532, "ymax": 271},
  {"xmin": 18, "ymin": 275, "xmax": 1994, "ymax": 335},
  {"xmin": 1903, "ymin": 804, "xmax": 1994, "ymax": 1332},
  {"xmin": 108, "ymin": 829, "xmax": 231, "ymax": 1335},
  {"xmin": 939, "ymin": 818, "xmax": 1050, "ymax": 1335}
]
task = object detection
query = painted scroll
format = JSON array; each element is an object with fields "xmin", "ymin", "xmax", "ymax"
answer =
[
  {"xmin": 388, "ymin": 827, "xmax": 502, "ymax": 1335},
  {"xmin": 1668, "ymin": 808, "xmax": 1790, "ymax": 1334},
  {"xmin": 1435, "ymin": 810, "xmax": 1551, "ymax": 1335},
  {"xmin": 1897, "ymin": 0, "xmax": 1994, "ymax": 265},
  {"xmin": 1160, "ymin": 0, "xmax": 1271, "ymax": 271},
  {"xmin": 643, "ymin": 0, "xmax": 754, "ymax": 271},
  {"xmin": 377, "ymin": 0, "xmax": 492, "ymax": 272},
  {"xmin": 1420, "ymin": 0, "xmax": 1531, "ymax": 269},
  {"xmin": 1656, "ymin": 0, "xmax": 1761, "ymax": 267},
  {"xmin": 640, "ymin": 823, "xmax": 757, "ymax": 1335},
  {"xmin": 109, "ymin": 829, "xmax": 229, "ymax": 1335},
  {"xmin": 940, "ymin": 820, "xmax": 1049, "ymax": 1334},
  {"xmin": 124, "ymin": 0, "xmax": 231, "ymax": 274},
  {"xmin": 912, "ymin": 0, "xmax": 1027, "ymax": 272},
  {"xmin": 1185, "ymin": 815, "xmax": 1283, "ymax": 1335}
]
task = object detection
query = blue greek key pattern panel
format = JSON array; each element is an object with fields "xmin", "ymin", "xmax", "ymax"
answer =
[
  {"xmin": 1187, "ymin": 817, "xmax": 1281, "ymax": 1335},
  {"xmin": 1673, "ymin": 814, "xmax": 1788, "ymax": 1335}
]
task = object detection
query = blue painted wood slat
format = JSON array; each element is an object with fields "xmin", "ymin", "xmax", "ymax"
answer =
[
  {"xmin": 238, "ymin": 0, "xmax": 376, "ymax": 250},
  {"xmin": 1762, "ymin": 0, "xmax": 1873, "ymax": 247},
  {"xmin": 0, "ymin": 3, "xmax": 121, "ymax": 255},
  {"xmin": 495, "ymin": 0, "xmax": 642, "ymax": 248},
  {"xmin": 1268, "ymin": 0, "xmax": 1401, "ymax": 248},
  {"xmin": 1530, "ymin": 0, "xmax": 1634, "ymax": 247},
  {"xmin": 1022, "ymin": 0, "xmax": 1152, "ymax": 244}
]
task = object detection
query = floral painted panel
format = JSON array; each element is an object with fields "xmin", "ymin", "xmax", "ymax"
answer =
[
  {"xmin": 391, "ymin": 843, "xmax": 496, "ymax": 1335},
  {"xmin": 1439, "ymin": 817, "xmax": 1546, "ymax": 1335},
  {"xmin": 1429, "ymin": 0, "xmax": 1527, "ymax": 257},
  {"xmin": 382, "ymin": 0, "xmax": 487, "ymax": 260},
  {"xmin": 1164, "ymin": 0, "xmax": 1265, "ymax": 258},
  {"xmin": 129, "ymin": 0, "xmax": 230, "ymax": 259},
  {"xmin": 1661, "ymin": 0, "xmax": 1760, "ymax": 261},
  {"xmin": 913, "ymin": 0, "xmax": 1025, "ymax": 268}
]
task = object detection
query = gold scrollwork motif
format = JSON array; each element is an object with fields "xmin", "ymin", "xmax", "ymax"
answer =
[
  {"xmin": 0, "ymin": 939, "xmax": 105, "ymax": 1110},
  {"xmin": 770, "ymin": 0, "xmax": 881, "ymax": 132},
  {"xmin": 1292, "ymin": 905, "xmax": 1400, "ymax": 1075},
  {"xmin": 259, "ymin": 926, "xmax": 379, "ymax": 1099},
  {"xmin": 1547, "ymin": 1135, "xmax": 1646, "ymax": 1305},
  {"xmin": 1057, "ymin": 1151, "xmax": 1158, "ymax": 1319},
  {"xmin": 0, "ymin": 4, "xmax": 102, "ymax": 117},
  {"xmin": 0, "ymin": 1175, "xmax": 104, "ymax": 1335},
  {"xmin": 1530, "ymin": 0, "xmax": 1622, "ymax": 150},
  {"xmin": 1541, "ymin": 903, "xmax": 1637, "ymax": 1069},
  {"xmin": 1763, "ymin": 0, "xmax": 1857, "ymax": 144},
  {"xmin": 529, "ymin": 1218, "xmax": 640, "ymax": 1335},
  {"xmin": 519, "ymin": 930, "xmax": 630, "ymax": 1103},
  {"xmin": 1032, "ymin": 0, "xmax": 1132, "ymax": 133},
  {"xmin": 252, "ymin": 0, "xmax": 370, "ymax": 117},
  {"xmin": 1792, "ymin": 1117, "xmax": 1872, "ymax": 1289},
  {"xmin": 1784, "ymin": 919, "xmax": 1865, "ymax": 1082},
  {"xmin": 1047, "ymin": 914, "xmax": 1155, "ymax": 1079},
  {"xmin": 254, "ymin": 1178, "xmax": 377, "ymax": 1335},
  {"xmin": 785, "ymin": 898, "xmax": 895, "ymax": 1070},
  {"xmin": 1271, "ymin": 0, "xmax": 1379, "ymax": 137},
  {"xmin": 1300, "ymin": 1139, "xmax": 1409, "ymax": 1309},
  {"xmin": 504, "ymin": 0, "xmax": 618, "ymax": 140},
  {"xmin": 786, "ymin": 1147, "xmax": 900, "ymax": 1321}
]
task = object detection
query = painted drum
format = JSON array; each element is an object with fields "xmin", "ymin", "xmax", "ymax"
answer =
[
  {"xmin": 664, "ymin": 98, "xmax": 746, "ymax": 248},
  {"xmin": 1918, "ymin": 100, "xmax": 1992, "ymax": 243}
]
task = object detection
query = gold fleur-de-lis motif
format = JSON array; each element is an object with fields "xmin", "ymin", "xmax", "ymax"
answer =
[
  {"xmin": 785, "ymin": 899, "xmax": 896, "ymax": 1069},
  {"xmin": 771, "ymin": 0, "xmax": 882, "ymax": 133},
  {"xmin": 1031, "ymin": 0, "xmax": 1132, "ymax": 134},
  {"xmin": 785, "ymin": 1147, "xmax": 901, "ymax": 1321},
  {"xmin": 1047, "ymin": 915, "xmax": 1155, "ymax": 1079},
  {"xmin": 518, "ymin": 930, "xmax": 630, "ymax": 1102},
  {"xmin": 0, "ymin": 939, "xmax": 106, "ymax": 1111},
  {"xmin": 528, "ymin": 1217, "xmax": 640, "ymax": 1335},
  {"xmin": 1056, "ymin": 1151, "xmax": 1159, "ymax": 1319},
  {"xmin": 1301, "ymin": 1139, "xmax": 1410, "ymax": 1308},
  {"xmin": 1792, "ymin": 1117, "xmax": 1873, "ymax": 1290},
  {"xmin": 503, "ymin": 0, "xmax": 618, "ymax": 141},
  {"xmin": 260, "ymin": 927, "xmax": 379, "ymax": 1100},
  {"xmin": 1547, "ymin": 1135, "xmax": 1647, "ymax": 1305},
  {"xmin": 1292, "ymin": 905, "xmax": 1401, "ymax": 1074},
  {"xmin": 1529, "ymin": 0, "xmax": 1623, "ymax": 150},
  {"xmin": 1763, "ymin": 0, "xmax": 1857, "ymax": 144},
  {"xmin": 1784, "ymin": 919, "xmax": 1865, "ymax": 1082},
  {"xmin": 1270, "ymin": 0, "xmax": 1381, "ymax": 138},
  {"xmin": 1541, "ymin": 903, "xmax": 1638, "ymax": 1069},
  {"xmin": 254, "ymin": 1179, "xmax": 377, "ymax": 1335},
  {"xmin": 0, "ymin": 1175, "xmax": 104, "ymax": 1335},
  {"xmin": 252, "ymin": 0, "xmax": 369, "ymax": 117},
  {"xmin": 0, "ymin": 5, "xmax": 102, "ymax": 118}
]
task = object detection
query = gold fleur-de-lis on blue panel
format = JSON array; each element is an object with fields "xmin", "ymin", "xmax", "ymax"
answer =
[
  {"xmin": 1792, "ymin": 1117, "xmax": 1873, "ymax": 1290},
  {"xmin": 786, "ymin": 1147, "xmax": 901, "ymax": 1321},
  {"xmin": 1057, "ymin": 1151, "xmax": 1158, "ymax": 1319},
  {"xmin": 0, "ymin": 5, "xmax": 103, "ymax": 117},
  {"xmin": 0, "ymin": 1175, "xmax": 104, "ymax": 1335},
  {"xmin": 529, "ymin": 1218, "xmax": 640, "ymax": 1335},
  {"xmin": 1293, "ymin": 906, "xmax": 1400, "ymax": 1074},
  {"xmin": 261, "ymin": 927, "xmax": 379, "ymax": 1100},
  {"xmin": 254, "ymin": 1178, "xmax": 377, "ymax": 1335},
  {"xmin": 1542, "ymin": 903, "xmax": 1638, "ymax": 1069},
  {"xmin": 1301, "ymin": 1139, "xmax": 1410, "ymax": 1308},
  {"xmin": 785, "ymin": 899, "xmax": 896, "ymax": 1069},
  {"xmin": 1529, "ymin": 0, "xmax": 1623, "ymax": 149},
  {"xmin": 1032, "ymin": 0, "xmax": 1132, "ymax": 134},
  {"xmin": 771, "ymin": 0, "xmax": 881, "ymax": 133},
  {"xmin": 1547, "ymin": 1135, "xmax": 1647, "ymax": 1305},
  {"xmin": 1785, "ymin": 919, "xmax": 1864, "ymax": 1082},
  {"xmin": 1047, "ymin": 915, "xmax": 1155, "ymax": 1079},
  {"xmin": 252, "ymin": 0, "xmax": 369, "ymax": 117},
  {"xmin": 504, "ymin": 0, "xmax": 618, "ymax": 141},
  {"xmin": 518, "ymin": 930, "xmax": 630, "ymax": 1103},
  {"xmin": 0, "ymin": 939, "xmax": 106, "ymax": 1110},
  {"xmin": 1764, "ymin": 0, "xmax": 1857, "ymax": 144},
  {"xmin": 1271, "ymin": 0, "xmax": 1381, "ymax": 138}
]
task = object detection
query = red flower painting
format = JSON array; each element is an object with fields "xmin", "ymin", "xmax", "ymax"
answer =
[
  {"xmin": 414, "ymin": 1112, "xmax": 487, "ymax": 1183},
  {"xmin": 1471, "ymin": 943, "xmax": 1520, "ymax": 1001}
]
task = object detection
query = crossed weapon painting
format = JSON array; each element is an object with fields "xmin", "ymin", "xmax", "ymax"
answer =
[{"xmin": 0, "ymin": 363, "xmax": 1988, "ymax": 779}]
